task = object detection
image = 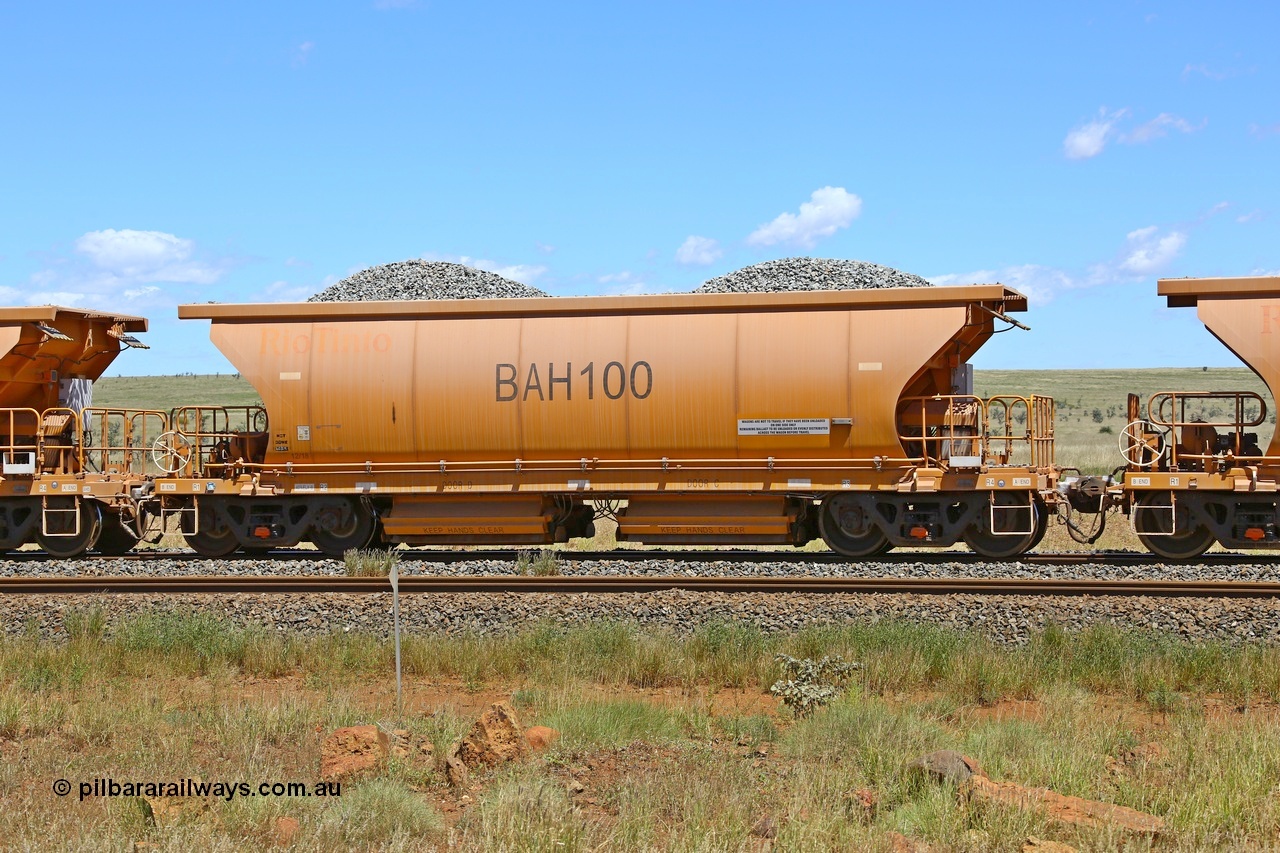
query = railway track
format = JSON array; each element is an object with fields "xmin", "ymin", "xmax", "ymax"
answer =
[
  {"xmin": 6, "ymin": 574, "xmax": 1280, "ymax": 597},
  {"xmin": 2, "ymin": 548, "xmax": 1274, "ymax": 565}
]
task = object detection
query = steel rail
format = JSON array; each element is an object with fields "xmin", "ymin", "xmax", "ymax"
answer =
[
  {"xmin": 5, "ymin": 575, "xmax": 1280, "ymax": 597},
  {"xmin": 0, "ymin": 548, "xmax": 1270, "ymax": 565}
]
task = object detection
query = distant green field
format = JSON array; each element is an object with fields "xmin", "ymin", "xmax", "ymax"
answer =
[
  {"xmin": 93, "ymin": 374, "xmax": 260, "ymax": 411},
  {"xmin": 95, "ymin": 368, "xmax": 1274, "ymax": 475},
  {"xmin": 96, "ymin": 368, "xmax": 1272, "ymax": 414},
  {"xmin": 976, "ymin": 367, "xmax": 1275, "ymax": 473}
]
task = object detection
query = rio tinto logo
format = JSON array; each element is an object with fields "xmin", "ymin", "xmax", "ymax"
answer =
[
  {"xmin": 1261, "ymin": 306, "xmax": 1280, "ymax": 334},
  {"xmin": 259, "ymin": 326, "xmax": 392, "ymax": 355}
]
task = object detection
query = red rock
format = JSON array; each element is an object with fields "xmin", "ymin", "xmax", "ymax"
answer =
[
  {"xmin": 850, "ymin": 787, "xmax": 878, "ymax": 822},
  {"xmin": 320, "ymin": 725, "xmax": 389, "ymax": 783},
  {"xmin": 524, "ymin": 725, "xmax": 560, "ymax": 752},
  {"xmin": 749, "ymin": 815, "xmax": 778, "ymax": 839},
  {"xmin": 904, "ymin": 750, "xmax": 985, "ymax": 785},
  {"xmin": 445, "ymin": 750, "xmax": 469, "ymax": 788},
  {"xmin": 967, "ymin": 775, "xmax": 1163, "ymax": 835},
  {"xmin": 454, "ymin": 703, "xmax": 525, "ymax": 768},
  {"xmin": 137, "ymin": 794, "xmax": 209, "ymax": 828},
  {"xmin": 885, "ymin": 831, "xmax": 936, "ymax": 852},
  {"xmin": 274, "ymin": 816, "xmax": 300, "ymax": 847}
]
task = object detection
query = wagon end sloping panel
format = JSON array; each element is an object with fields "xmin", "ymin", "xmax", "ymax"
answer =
[{"xmin": 1160, "ymin": 276, "xmax": 1280, "ymax": 456}]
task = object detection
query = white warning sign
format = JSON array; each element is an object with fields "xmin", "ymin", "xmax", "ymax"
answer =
[{"xmin": 738, "ymin": 418, "xmax": 830, "ymax": 436}]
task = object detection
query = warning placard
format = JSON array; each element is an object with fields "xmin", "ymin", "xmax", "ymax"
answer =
[{"xmin": 737, "ymin": 418, "xmax": 830, "ymax": 436}]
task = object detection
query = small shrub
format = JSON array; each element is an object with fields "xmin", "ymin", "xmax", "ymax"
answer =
[
  {"xmin": 0, "ymin": 694, "xmax": 23, "ymax": 738},
  {"xmin": 1146, "ymin": 680, "xmax": 1182, "ymax": 716},
  {"xmin": 19, "ymin": 658, "xmax": 61, "ymax": 694},
  {"xmin": 317, "ymin": 779, "xmax": 446, "ymax": 844},
  {"xmin": 511, "ymin": 688, "xmax": 544, "ymax": 710},
  {"xmin": 344, "ymin": 549, "xmax": 399, "ymax": 578},
  {"xmin": 770, "ymin": 654, "xmax": 861, "ymax": 718},
  {"xmin": 515, "ymin": 550, "xmax": 561, "ymax": 577},
  {"xmin": 1098, "ymin": 425, "xmax": 1114, "ymax": 434},
  {"xmin": 64, "ymin": 606, "xmax": 106, "ymax": 642}
]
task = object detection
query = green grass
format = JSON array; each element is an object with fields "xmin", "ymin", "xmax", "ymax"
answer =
[
  {"xmin": 93, "ymin": 373, "xmax": 261, "ymax": 411},
  {"xmin": 15, "ymin": 611, "xmax": 1280, "ymax": 720},
  {"xmin": 344, "ymin": 548, "xmax": 401, "ymax": 577},
  {"xmin": 6, "ymin": 613, "xmax": 1280, "ymax": 848},
  {"xmin": 514, "ymin": 548, "xmax": 562, "ymax": 576},
  {"xmin": 977, "ymin": 367, "xmax": 1277, "ymax": 474},
  {"xmin": 92, "ymin": 369, "xmax": 1274, "ymax": 480}
]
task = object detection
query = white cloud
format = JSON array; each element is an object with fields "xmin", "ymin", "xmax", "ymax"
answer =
[
  {"xmin": 746, "ymin": 186, "xmax": 862, "ymax": 249},
  {"xmin": 18, "ymin": 228, "xmax": 234, "ymax": 310},
  {"xmin": 259, "ymin": 280, "xmax": 315, "ymax": 302},
  {"xmin": 1064, "ymin": 108, "xmax": 1203, "ymax": 159},
  {"xmin": 675, "ymin": 235, "xmax": 722, "ymax": 266},
  {"xmin": 928, "ymin": 225, "xmax": 1189, "ymax": 305},
  {"xmin": 28, "ymin": 291, "xmax": 90, "ymax": 306},
  {"xmin": 1249, "ymin": 123, "xmax": 1280, "ymax": 139},
  {"xmin": 476, "ymin": 261, "xmax": 547, "ymax": 284},
  {"xmin": 998, "ymin": 265, "xmax": 1077, "ymax": 304},
  {"xmin": 1237, "ymin": 210, "xmax": 1263, "ymax": 224},
  {"xmin": 421, "ymin": 253, "xmax": 548, "ymax": 285},
  {"xmin": 597, "ymin": 272, "xmax": 636, "ymax": 284},
  {"xmin": 1182, "ymin": 63, "xmax": 1230, "ymax": 82},
  {"xmin": 929, "ymin": 265, "xmax": 1071, "ymax": 305},
  {"xmin": 926, "ymin": 270, "xmax": 996, "ymax": 287},
  {"xmin": 1252, "ymin": 268, "xmax": 1280, "ymax": 277},
  {"xmin": 1118, "ymin": 225, "xmax": 1187, "ymax": 275},
  {"xmin": 1182, "ymin": 62, "xmax": 1256, "ymax": 82},
  {"xmin": 1122, "ymin": 113, "xmax": 1205, "ymax": 144},
  {"xmin": 535, "ymin": 242, "xmax": 556, "ymax": 254},
  {"xmin": 595, "ymin": 271, "xmax": 657, "ymax": 295},
  {"xmin": 74, "ymin": 229, "xmax": 225, "ymax": 284},
  {"xmin": 292, "ymin": 41, "xmax": 315, "ymax": 67},
  {"xmin": 1063, "ymin": 108, "xmax": 1127, "ymax": 160}
]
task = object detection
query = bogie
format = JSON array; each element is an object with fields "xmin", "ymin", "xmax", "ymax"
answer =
[
  {"xmin": 962, "ymin": 492, "xmax": 1040, "ymax": 560},
  {"xmin": 1131, "ymin": 492, "xmax": 1215, "ymax": 561}
]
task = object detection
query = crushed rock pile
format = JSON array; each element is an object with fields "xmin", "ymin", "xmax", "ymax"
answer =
[
  {"xmin": 695, "ymin": 258, "xmax": 932, "ymax": 293},
  {"xmin": 309, "ymin": 260, "xmax": 548, "ymax": 302}
]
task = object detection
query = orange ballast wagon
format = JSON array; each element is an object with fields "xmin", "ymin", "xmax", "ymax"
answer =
[
  {"xmin": 169, "ymin": 286, "xmax": 1057, "ymax": 558},
  {"xmin": 0, "ymin": 306, "xmax": 153, "ymax": 556}
]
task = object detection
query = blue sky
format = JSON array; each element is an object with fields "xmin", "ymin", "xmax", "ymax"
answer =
[{"xmin": 0, "ymin": 1, "xmax": 1276, "ymax": 375}]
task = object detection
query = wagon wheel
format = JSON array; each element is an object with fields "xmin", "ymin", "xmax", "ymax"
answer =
[
  {"xmin": 36, "ymin": 499, "xmax": 102, "ymax": 559},
  {"xmin": 818, "ymin": 495, "xmax": 890, "ymax": 558},
  {"xmin": 962, "ymin": 491, "xmax": 1039, "ymax": 560},
  {"xmin": 309, "ymin": 498, "xmax": 377, "ymax": 558},
  {"xmin": 183, "ymin": 500, "xmax": 240, "ymax": 558},
  {"xmin": 151, "ymin": 431, "xmax": 194, "ymax": 474},
  {"xmin": 1132, "ymin": 491, "xmax": 1214, "ymax": 561},
  {"xmin": 1120, "ymin": 421, "xmax": 1167, "ymax": 468}
]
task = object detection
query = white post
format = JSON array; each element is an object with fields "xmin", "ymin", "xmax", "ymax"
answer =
[{"xmin": 390, "ymin": 559, "xmax": 402, "ymax": 723}]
